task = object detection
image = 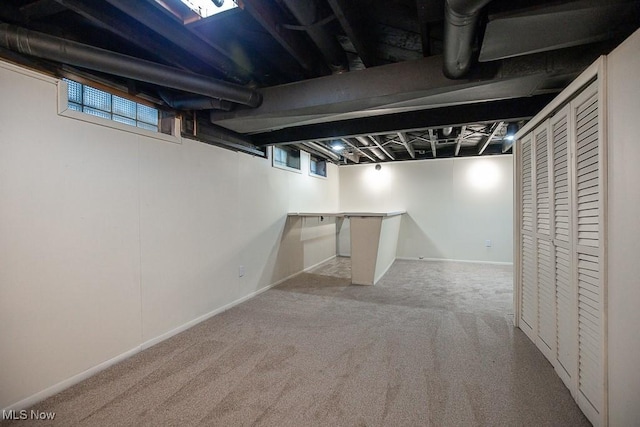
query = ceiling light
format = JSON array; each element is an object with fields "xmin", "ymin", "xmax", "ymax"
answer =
[
  {"xmin": 504, "ymin": 122, "xmax": 519, "ymax": 141},
  {"xmin": 180, "ymin": 0, "xmax": 237, "ymax": 18},
  {"xmin": 331, "ymin": 142, "xmax": 345, "ymax": 151}
]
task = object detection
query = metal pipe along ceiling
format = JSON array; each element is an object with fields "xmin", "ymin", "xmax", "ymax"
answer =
[
  {"xmin": 443, "ymin": 0, "xmax": 492, "ymax": 79},
  {"xmin": 355, "ymin": 136, "xmax": 386, "ymax": 160},
  {"xmin": 0, "ymin": 24, "xmax": 262, "ymax": 108},
  {"xmin": 302, "ymin": 142, "xmax": 340, "ymax": 161},
  {"xmin": 159, "ymin": 92, "xmax": 234, "ymax": 111}
]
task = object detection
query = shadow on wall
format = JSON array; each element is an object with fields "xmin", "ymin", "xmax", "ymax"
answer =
[
  {"xmin": 250, "ymin": 215, "xmax": 299, "ymax": 292},
  {"xmin": 262, "ymin": 215, "xmax": 337, "ymax": 287},
  {"xmin": 337, "ymin": 217, "xmax": 350, "ymax": 256},
  {"xmin": 251, "ymin": 214, "xmax": 288, "ymax": 292},
  {"xmin": 275, "ymin": 216, "xmax": 305, "ymax": 280},
  {"xmin": 397, "ymin": 213, "xmax": 444, "ymax": 260}
]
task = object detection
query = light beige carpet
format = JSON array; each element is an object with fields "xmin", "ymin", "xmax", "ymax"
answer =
[{"xmin": 1, "ymin": 258, "xmax": 590, "ymax": 426}]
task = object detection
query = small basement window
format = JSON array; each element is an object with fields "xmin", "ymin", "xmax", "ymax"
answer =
[
  {"xmin": 273, "ymin": 146, "xmax": 301, "ymax": 171},
  {"xmin": 153, "ymin": 0, "xmax": 238, "ymax": 23},
  {"xmin": 309, "ymin": 155, "xmax": 327, "ymax": 178},
  {"xmin": 65, "ymin": 79, "xmax": 159, "ymax": 132},
  {"xmin": 179, "ymin": 0, "xmax": 237, "ymax": 18}
]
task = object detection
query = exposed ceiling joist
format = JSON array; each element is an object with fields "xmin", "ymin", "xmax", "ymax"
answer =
[
  {"xmin": 102, "ymin": 0, "xmax": 252, "ymax": 83},
  {"xmin": 397, "ymin": 132, "xmax": 415, "ymax": 158},
  {"xmin": 242, "ymin": 0, "xmax": 330, "ymax": 77},
  {"xmin": 478, "ymin": 121, "xmax": 504, "ymax": 155},
  {"xmin": 416, "ymin": 0, "xmax": 443, "ymax": 56},
  {"xmin": 280, "ymin": 0, "xmax": 348, "ymax": 73},
  {"xmin": 302, "ymin": 141, "xmax": 341, "ymax": 162},
  {"xmin": 53, "ymin": 0, "xmax": 205, "ymax": 73},
  {"xmin": 343, "ymin": 138, "xmax": 376, "ymax": 162},
  {"xmin": 355, "ymin": 135, "xmax": 386, "ymax": 160},
  {"xmin": 20, "ymin": 0, "xmax": 66, "ymax": 19},
  {"xmin": 371, "ymin": 135, "xmax": 395, "ymax": 160},
  {"xmin": 327, "ymin": 0, "xmax": 379, "ymax": 68},
  {"xmin": 454, "ymin": 125, "xmax": 466, "ymax": 156},
  {"xmin": 341, "ymin": 151, "xmax": 359, "ymax": 163},
  {"xmin": 428, "ymin": 129, "xmax": 437, "ymax": 158}
]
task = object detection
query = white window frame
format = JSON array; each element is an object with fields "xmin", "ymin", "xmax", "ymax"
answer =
[
  {"xmin": 57, "ymin": 79, "xmax": 181, "ymax": 144},
  {"xmin": 309, "ymin": 154, "xmax": 328, "ymax": 179},
  {"xmin": 271, "ymin": 146, "xmax": 302, "ymax": 173}
]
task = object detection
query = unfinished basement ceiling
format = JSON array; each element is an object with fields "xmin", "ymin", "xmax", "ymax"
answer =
[{"xmin": 0, "ymin": 0, "xmax": 638, "ymax": 163}]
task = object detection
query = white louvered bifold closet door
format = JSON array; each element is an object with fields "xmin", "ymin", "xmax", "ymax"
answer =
[
  {"xmin": 517, "ymin": 73, "xmax": 606, "ymax": 427},
  {"xmin": 534, "ymin": 122, "xmax": 556, "ymax": 360},
  {"xmin": 519, "ymin": 134, "xmax": 537, "ymax": 338},
  {"xmin": 550, "ymin": 105, "xmax": 577, "ymax": 392},
  {"xmin": 572, "ymin": 81, "xmax": 605, "ymax": 424}
]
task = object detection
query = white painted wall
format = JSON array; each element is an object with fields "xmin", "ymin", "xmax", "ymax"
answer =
[
  {"xmin": 339, "ymin": 156, "xmax": 513, "ymax": 263},
  {"xmin": 0, "ymin": 65, "xmax": 142, "ymax": 410},
  {"xmin": 374, "ymin": 215, "xmax": 402, "ymax": 282},
  {"xmin": 0, "ymin": 60, "xmax": 338, "ymax": 409},
  {"xmin": 606, "ymin": 28, "xmax": 640, "ymax": 427}
]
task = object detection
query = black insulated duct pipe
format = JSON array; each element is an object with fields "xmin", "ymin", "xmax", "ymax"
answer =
[
  {"xmin": 0, "ymin": 24, "xmax": 262, "ymax": 108},
  {"xmin": 197, "ymin": 119, "xmax": 265, "ymax": 156},
  {"xmin": 159, "ymin": 92, "xmax": 234, "ymax": 111},
  {"xmin": 443, "ymin": 0, "xmax": 492, "ymax": 79}
]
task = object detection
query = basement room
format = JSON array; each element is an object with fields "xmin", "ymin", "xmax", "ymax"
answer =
[{"xmin": 1, "ymin": 0, "xmax": 639, "ymax": 425}]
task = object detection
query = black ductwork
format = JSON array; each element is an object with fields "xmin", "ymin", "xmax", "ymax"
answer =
[
  {"xmin": 443, "ymin": 0, "xmax": 492, "ymax": 79},
  {"xmin": 282, "ymin": 0, "xmax": 348, "ymax": 73},
  {"xmin": 196, "ymin": 118, "xmax": 265, "ymax": 156},
  {"xmin": 159, "ymin": 91, "xmax": 234, "ymax": 111},
  {"xmin": 0, "ymin": 24, "xmax": 262, "ymax": 108}
]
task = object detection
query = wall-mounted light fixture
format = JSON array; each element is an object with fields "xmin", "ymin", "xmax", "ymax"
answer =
[{"xmin": 363, "ymin": 162, "xmax": 391, "ymax": 192}]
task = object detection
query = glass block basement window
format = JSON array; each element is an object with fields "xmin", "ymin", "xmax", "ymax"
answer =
[{"xmin": 65, "ymin": 79, "xmax": 159, "ymax": 132}]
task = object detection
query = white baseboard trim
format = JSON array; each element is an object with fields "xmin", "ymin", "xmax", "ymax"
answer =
[
  {"xmin": 139, "ymin": 281, "xmax": 281, "ymax": 351},
  {"xmin": 5, "ymin": 346, "xmax": 140, "ymax": 412},
  {"xmin": 304, "ymin": 254, "xmax": 337, "ymax": 272},
  {"xmin": 3, "ymin": 254, "xmax": 337, "ymax": 412},
  {"xmin": 395, "ymin": 257, "xmax": 513, "ymax": 266}
]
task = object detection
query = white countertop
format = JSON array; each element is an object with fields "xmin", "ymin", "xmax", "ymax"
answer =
[{"xmin": 288, "ymin": 211, "xmax": 406, "ymax": 218}]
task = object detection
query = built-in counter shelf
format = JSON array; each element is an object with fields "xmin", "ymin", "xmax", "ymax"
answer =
[
  {"xmin": 288, "ymin": 211, "xmax": 406, "ymax": 285},
  {"xmin": 288, "ymin": 211, "xmax": 405, "ymax": 218}
]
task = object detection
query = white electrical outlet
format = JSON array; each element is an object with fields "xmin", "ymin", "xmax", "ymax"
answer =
[
  {"xmin": 485, "ymin": 240, "xmax": 492, "ymax": 247},
  {"xmin": 239, "ymin": 265, "xmax": 245, "ymax": 277}
]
